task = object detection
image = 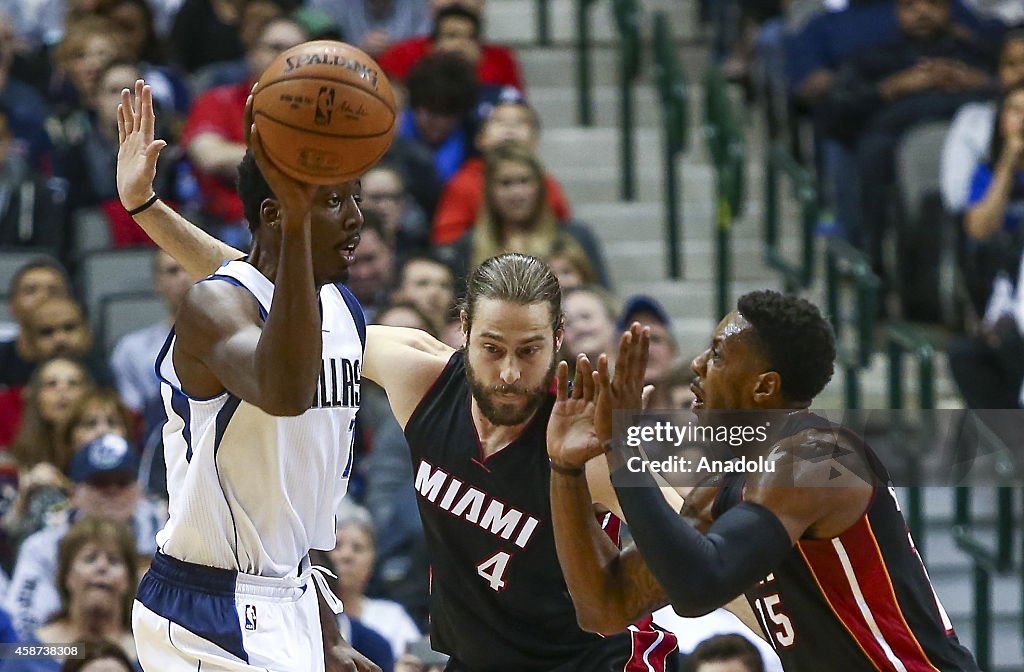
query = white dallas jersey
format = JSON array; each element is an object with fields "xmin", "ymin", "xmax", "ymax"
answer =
[{"xmin": 155, "ymin": 261, "xmax": 363, "ymax": 577}]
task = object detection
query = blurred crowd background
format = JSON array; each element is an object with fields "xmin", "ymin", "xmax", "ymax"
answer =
[{"xmin": 0, "ymin": 0, "xmax": 1022, "ymax": 670}]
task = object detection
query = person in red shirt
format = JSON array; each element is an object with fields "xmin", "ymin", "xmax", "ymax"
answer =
[
  {"xmin": 432, "ymin": 97, "xmax": 571, "ymax": 245},
  {"xmin": 178, "ymin": 17, "xmax": 307, "ymax": 243},
  {"xmin": 377, "ymin": 2, "xmax": 524, "ymax": 90}
]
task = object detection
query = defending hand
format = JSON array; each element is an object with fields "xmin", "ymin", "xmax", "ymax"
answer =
[{"xmin": 116, "ymin": 79, "xmax": 166, "ymax": 212}]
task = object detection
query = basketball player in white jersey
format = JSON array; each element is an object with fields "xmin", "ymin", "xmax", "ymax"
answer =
[{"xmin": 117, "ymin": 83, "xmax": 379, "ymax": 671}]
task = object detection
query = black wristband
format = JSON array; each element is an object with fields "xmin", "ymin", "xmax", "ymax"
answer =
[
  {"xmin": 127, "ymin": 193, "xmax": 159, "ymax": 216},
  {"xmin": 549, "ymin": 460, "xmax": 585, "ymax": 477}
]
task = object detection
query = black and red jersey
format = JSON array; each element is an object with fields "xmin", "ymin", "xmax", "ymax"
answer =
[
  {"xmin": 405, "ymin": 351, "xmax": 677, "ymax": 672},
  {"xmin": 715, "ymin": 413, "xmax": 978, "ymax": 671}
]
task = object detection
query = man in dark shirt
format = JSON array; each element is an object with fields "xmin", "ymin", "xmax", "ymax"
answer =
[
  {"xmin": 0, "ymin": 257, "xmax": 70, "ymax": 389},
  {"xmin": 823, "ymin": 0, "xmax": 997, "ymax": 273}
]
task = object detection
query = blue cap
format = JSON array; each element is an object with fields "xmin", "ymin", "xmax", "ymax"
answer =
[
  {"xmin": 619, "ymin": 295, "xmax": 672, "ymax": 331},
  {"xmin": 69, "ymin": 434, "xmax": 140, "ymax": 484}
]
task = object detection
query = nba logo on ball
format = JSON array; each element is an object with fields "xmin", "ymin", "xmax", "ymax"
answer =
[
  {"xmin": 244, "ymin": 605, "xmax": 257, "ymax": 631},
  {"xmin": 251, "ymin": 40, "xmax": 397, "ymax": 183},
  {"xmin": 315, "ymin": 87, "xmax": 335, "ymax": 126}
]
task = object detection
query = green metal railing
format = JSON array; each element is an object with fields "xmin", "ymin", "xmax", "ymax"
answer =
[
  {"xmin": 703, "ymin": 66, "xmax": 745, "ymax": 318},
  {"xmin": 824, "ymin": 239, "xmax": 878, "ymax": 409},
  {"xmin": 611, "ymin": 0, "xmax": 641, "ymax": 201},
  {"xmin": 885, "ymin": 323, "xmax": 936, "ymax": 553},
  {"xmin": 652, "ymin": 11, "xmax": 689, "ymax": 279},
  {"xmin": 576, "ymin": 0, "xmax": 599, "ymax": 126},
  {"xmin": 953, "ymin": 487, "xmax": 1016, "ymax": 670},
  {"xmin": 763, "ymin": 144, "xmax": 816, "ymax": 292},
  {"xmin": 536, "ymin": 0, "xmax": 551, "ymax": 46}
]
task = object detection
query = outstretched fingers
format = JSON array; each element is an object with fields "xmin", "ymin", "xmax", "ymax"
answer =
[
  {"xmin": 556, "ymin": 361, "xmax": 569, "ymax": 402},
  {"xmin": 576, "ymin": 354, "xmax": 595, "ymax": 403},
  {"xmin": 140, "ymin": 82, "xmax": 155, "ymax": 140},
  {"xmin": 133, "ymin": 79, "xmax": 144, "ymax": 133}
]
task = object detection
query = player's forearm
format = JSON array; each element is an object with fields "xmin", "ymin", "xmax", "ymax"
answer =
[
  {"xmin": 550, "ymin": 471, "xmax": 634, "ymax": 633},
  {"xmin": 255, "ymin": 224, "xmax": 321, "ymax": 415},
  {"xmin": 613, "ymin": 468, "xmax": 791, "ymax": 618},
  {"xmin": 133, "ymin": 200, "xmax": 243, "ymax": 279}
]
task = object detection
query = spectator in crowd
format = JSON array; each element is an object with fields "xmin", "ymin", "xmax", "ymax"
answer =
[
  {"xmin": 169, "ymin": 0, "xmax": 251, "ymax": 73},
  {"xmin": 3, "ymin": 0, "xmax": 105, "ymax": 59},
  {"xmin": 371, "ymin": 302, "xmax": 437, "ymax": 337},
  {"xmin": 544, "ymin": 237, "xmax": 599, "ymax": 292},
  {"xmin": 6, "ymin": 517, "xmax": 139, "ymax": 670},
  {"xmin": 60, "ymin": 59, "xmax": 176, "ymax": 243},
  {"xmin": 560, "ymin": 285, "xmax": 619, "ymax": 365},
  {"xmin": 5, "ymin": 434, "xmax": 161, "ymax": 641},
  {"xmin": 948, "ymin": 83, "xmax": 1024, "ymax": 412},
  {"xmin": 362, "ymin": 164, "xmax": 431, "ymax": 261},
  {"xmin": 0, "ymin": 107, "xmax": 65, "ymax": 254},
  {"xmin": 618, "ymin": 295, "xmax": 680, "ymax": 386},
  {"xmin": 109, "ymin": 251, "xmax": 189, "ymax": 423},
  {"xmin": 359, "ymin": 305, "xmax": 431, "ymax": 626},
  {"xmin": 307, "ymin": 0, "xmax": 430, "ymax": 58},
  {"xmin": 5, "ymin": 388, "xmax": 132, "ymax": 550},
  {"xmin": 689, "ymin": 634, "xmax": 765, "ymax": 672},
  {"xmin": 942, "ymin": 30, "xmax": 1024, "ymax": 213},
  {"xmin": 392, "ymin": 256, "xmax": 455, "ymax": 335},
  {"xmin": 98, "ymin": 0, "xmax": 191, "ymax": 121},
  {"xmin": 48, "ymin": 17, "xmax": 124, "ymax": 121},
  {"xmin": 443, "ymin": 143, "xmax": 609, "ymax": 287},
  {"xmin": 9, "ymin": 358, "xmax": 93, "ymax": 472},
  {"xmin": 61, "ymin": 639, "xmax": 136, "ymax": 672},
  {"xmin": 378, "ymin": 1, "xmax": 524, "ymax": 90},
  {"xmin": 823, "ymin": 0, "xmax": 997, "ymax": 272},
  {"xmin": 785, "ymin": 0, "xmax": 1000, "ymax": 108},
  {"xmin": 0, "ymin": 259, "xmax": 70, "ymax": 390},
  {"xmin": 60, "ymin": 391, "xmax": 134, "ymax": 464},
  {"xmin": 432, "ymin": 96, "xmax": 571, "ymax": 246},
  {"xmin": 345, "ymin": 212, "xmax": 396, "ymax": 323},
  {"xmin": 0, "ymin": 11, "xmax": 52, "ymax": 171},
  {"xmin": 336, "ymin": 611, "xmax": 395, "ymax": 672},
  {"xmin": 329, "ymin": 509, "xmax": 423, "ymax": 660},
  {"xmin": 179, "ymin": 15, "xmax": 307, "ymax": 244},
  {"xmin": 19, "ymin": 297, "xmax": 110, "ymax": 386},
  {"xmin": 398, "ymin": 51, "xmax": 479, "ymax": 184}
]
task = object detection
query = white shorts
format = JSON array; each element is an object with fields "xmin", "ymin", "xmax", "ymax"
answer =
[{"xmin": 132, "ymin": 552, "xmax": 325, "ymax": 671}]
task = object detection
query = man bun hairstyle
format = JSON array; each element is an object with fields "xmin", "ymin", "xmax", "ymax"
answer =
[
  {"xmin": 458, "ymin": 253, "xmax": 563, "ymax": 335},
  {"xmin": 737, "ymin": 290, "xmax": 835, "ymax": 403}
]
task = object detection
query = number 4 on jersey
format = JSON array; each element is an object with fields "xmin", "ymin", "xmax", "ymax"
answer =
[{"xmin": 476, "ymin": 551, "xmax": 511, "ymax": 591}]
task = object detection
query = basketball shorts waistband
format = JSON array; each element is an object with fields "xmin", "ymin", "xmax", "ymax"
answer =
[{"xmin": 148, "ymin": 552, "xmax": 311, "ymax": 601}]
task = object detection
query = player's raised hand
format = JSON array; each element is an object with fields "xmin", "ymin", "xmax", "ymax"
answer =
[
  {"xmin": 594, "ymin": 323, "xmax": 650, "ymax": 444},
  {"xmin": 116, "ymin": 79, "xmax": 167, "ymax": 212},
  {"xmin": 245, "ymin": 93, "xmax": 318, "ymax": 234},
  {"xmin": 547, "ymin": 354, "xmax": 604, "ymax": 471}
]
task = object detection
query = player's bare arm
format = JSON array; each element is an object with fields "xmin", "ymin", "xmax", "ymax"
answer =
[
  {"xmin": 548, "ymin": 326, "xmax": 670, "ymax": 632},
  {"xmin": 363, "ymin": 324, "xmax": 455, "ymax": 427},
  {"xmin": 117, "ymin": 80, "xmax": 244, "ymax": 280},
  {"xmin": 172, "ymin": 108, "xmax": 324, "ymax": 415}
]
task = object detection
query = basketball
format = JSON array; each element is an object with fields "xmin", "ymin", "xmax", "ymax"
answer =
[{"xmin": 251, "ymin": 41, "xmax": 397, "ymax": 184}]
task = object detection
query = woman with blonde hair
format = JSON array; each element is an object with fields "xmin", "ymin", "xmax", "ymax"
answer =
[
  {"xmin": 51, "ymin": 16, "xmax": 124, "ymax": 110},
  {"xmin": 4, "ymin": 517, "xmax": 141, "ymax": 671},
  {"xmin": 444, "ymin": 143, "xmax": 609, "ymax": 288}
]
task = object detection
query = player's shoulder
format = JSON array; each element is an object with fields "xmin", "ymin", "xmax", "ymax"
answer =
[{"xmin": 367, "ymin": 325, "xmax": 455, "ymax": 360}]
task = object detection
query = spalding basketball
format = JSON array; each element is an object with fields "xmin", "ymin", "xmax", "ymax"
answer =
[{"xmin": 252, "ymin": 41, "xmax": 397, "ymax": 184}]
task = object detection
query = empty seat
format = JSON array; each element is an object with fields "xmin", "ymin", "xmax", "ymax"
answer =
[
  {"xmin": 79, "ymin": 248, "xmax": 155, "ymax": 326},
  {"xmin": 99, "ymin": 291, "xmax": 167, "ymax": 354}
]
